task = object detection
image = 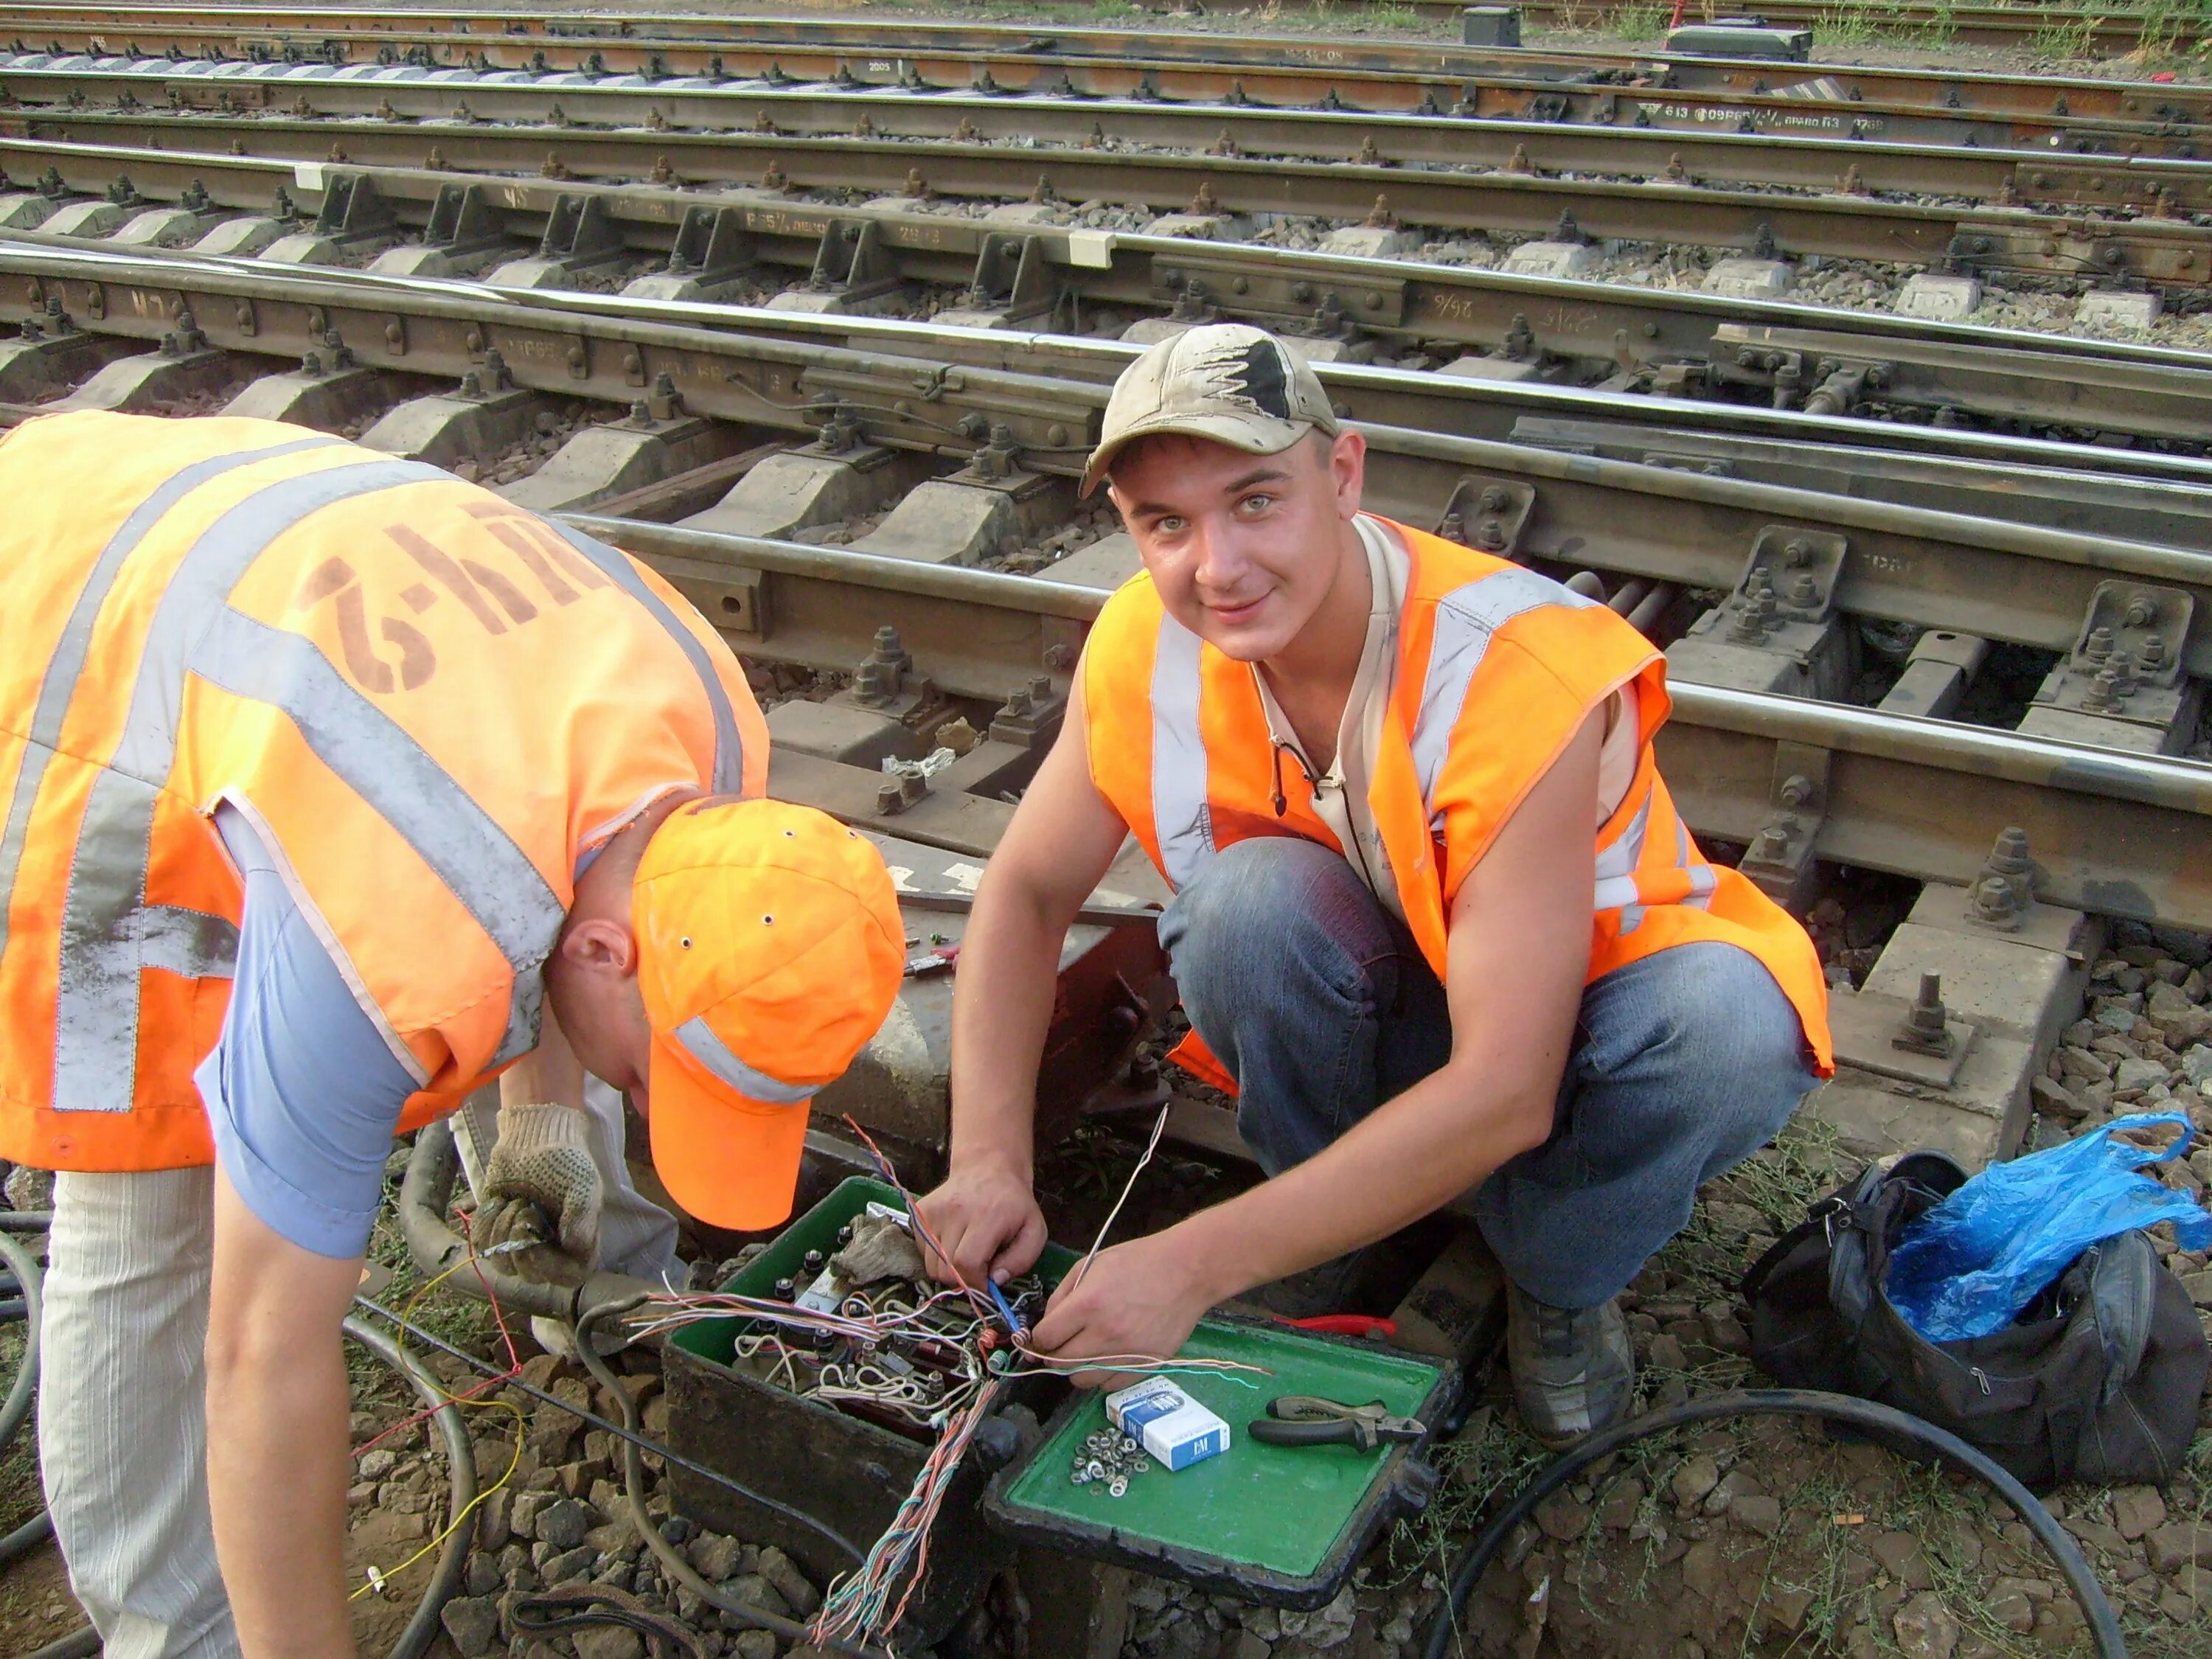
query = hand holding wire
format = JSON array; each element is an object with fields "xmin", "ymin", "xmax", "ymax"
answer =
[
  {"xmin": 910, "ymin": 1158, "xmax": 1049, "ymax": 1288},
  {"xmin": 1026, "ymin": 1229, "xmax": 1218, "ymax": 1391}
]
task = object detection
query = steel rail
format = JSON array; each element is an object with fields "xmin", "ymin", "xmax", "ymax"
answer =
[
  {"xmin": 13, "ymin": 55, "xmax": 2212, "ymax": 209},
  {"xmin": 1, "ymin": 240, "xmax": 2205, "ymax": 680},
  {"xmin": 3, "ymin": 42, "xmax": 2204, "ymax": 164},
  {"xmin": 570, "ymin": 514, "xmax": 2212, "ymax": 932},
  {"xmin": 7, "ymin": 205, "xmax": 2209, "ymax": 544},
  {"xmin": 13, "ymin": 107, "xmax": 2212, "ymax": 288},
  {"xmin": 0, "ymin": 7, "xmax": 2198, "ymax": 122},
  {"xmin": 6, "ymin": 142, "xmax": 2211, "ymax": 454}
]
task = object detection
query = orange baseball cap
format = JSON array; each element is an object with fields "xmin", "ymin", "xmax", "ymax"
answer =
[{"xmin": 632, "ymin": 799, "xmax": 905, "ymax": 1231}]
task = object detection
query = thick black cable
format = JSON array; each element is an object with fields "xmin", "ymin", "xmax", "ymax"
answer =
[
  {"xmin": 1420, "ymin": 1388, "xmax": 2127, "ymax": 1659},
  {"xmin": 342, "ymin": 1314, "xmax": 480, "ymax": 1659},
  {"xmin": 0, "ymin": 1230, "xmax": 42, "ymax": 1453},
  {"xmin": 0, "ymin": 1507, "xmax": 53, "ymax": 1568},
  {"xmin": 22, "ymin": 1625, "xmax": 98, "ymax": 1659},
  {"xmin": 351, "ymin": 1291, "xmax": 868, "ymax": 1565},
  {"xmin": 0, "ymin": 1211, "xmax": 51, "ymax": 1232},
  {"xmin": 571, "ymin": 1298, "xmax": 891, "ymax": 1659}
]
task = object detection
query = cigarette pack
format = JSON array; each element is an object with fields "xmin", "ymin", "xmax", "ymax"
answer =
[{"xmin": 1104, "ymin": 1378, "xmax": 1231, "ymax": 1471}]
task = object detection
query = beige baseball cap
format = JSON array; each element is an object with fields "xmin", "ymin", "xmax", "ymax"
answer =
[{"xmin": 1082, "ymin": 324, "xmax": 1340, "ymax": 495}]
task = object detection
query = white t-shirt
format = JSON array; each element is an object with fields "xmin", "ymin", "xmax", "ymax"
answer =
[{"xmin": 1251, "ymin": 515, "xmax": 1638, "ymax": 923}]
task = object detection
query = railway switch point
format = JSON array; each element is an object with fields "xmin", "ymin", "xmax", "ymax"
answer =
[
  {"xmin": 1460, "ymin": 5, "xmax": 1521, "ymax": 47},
  {"xmin": 1895, "ymin": 274, "xmax": 1985, "ymax": 321}
]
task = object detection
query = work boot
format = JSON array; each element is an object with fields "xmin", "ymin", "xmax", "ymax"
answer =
[{"xmin": 1505, "ymin": 1283, "xmax": 1635, "ymax": 1449}]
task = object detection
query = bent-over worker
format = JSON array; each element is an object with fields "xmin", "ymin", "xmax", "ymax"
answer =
[
  {"xmin": 0, "ymin": 412, "xmax": 905, "ymax": 1658},
  {"xmin": 917, "ymin": 325, "xmax": 1832, "ymax": 1446}
]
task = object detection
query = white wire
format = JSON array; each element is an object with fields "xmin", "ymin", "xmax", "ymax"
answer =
[{"xmin": 1068, "ymin": 1099, "xmax": 1172, "ymax": 1292}]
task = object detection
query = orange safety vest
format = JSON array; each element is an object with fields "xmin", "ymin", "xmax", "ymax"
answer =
[
  {"xmin": 1083, "ymin": 517, "xmax": 1833, "ymax": 1091},
  {"xmin": 0, "ymin": 411, "xmax": 769, "ymax": 1173}
]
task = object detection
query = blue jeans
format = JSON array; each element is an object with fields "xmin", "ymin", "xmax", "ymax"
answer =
[{"xmin": 1159, "ymin": 838, "xmax": 1822, "ymax": 1310}]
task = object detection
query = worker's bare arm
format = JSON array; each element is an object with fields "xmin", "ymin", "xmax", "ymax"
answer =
[
  {"xmin": 500, "ymin": 996, "xmax": 585, "ymax": 1110},
  {"xmin": 918, "ymin": 677, "xmax": 1130, "ymax": 1285},
  {"xmin": 206, "ymin": 1169, "xmax": 366, "ymax": 1659},
  {"xmin": 1032, "ymin": 712, "xmax": 1602, "ymax": 1380}
]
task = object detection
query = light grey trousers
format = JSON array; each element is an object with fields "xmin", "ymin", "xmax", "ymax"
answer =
[
  {"xmin": 42, "ymin": 1165, "xmax": 239, "ymax": 1659},
  {"xmin": 40, "ymin": 1079, "xmax": 667, "ymax": 1656}
]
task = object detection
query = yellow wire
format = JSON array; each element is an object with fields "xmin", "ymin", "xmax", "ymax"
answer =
[{"xmin": 347, "ymin": 1251, "xmax": 529, "ymax": 1602}]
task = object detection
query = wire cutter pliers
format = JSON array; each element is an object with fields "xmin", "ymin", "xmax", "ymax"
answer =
[{"xmin": 1248, "ymin": 1396, "xmax": 1426, "ymax": 1451}]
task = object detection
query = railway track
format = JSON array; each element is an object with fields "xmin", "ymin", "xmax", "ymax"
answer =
[
  {"xmin": 0, "ymin": 7, "xmax": 2204, "ymax": 128},
  {"xmin": 15, "ymin": 47, "xmax": 2212, "ymax": 195},
  {"xmin": 1, "ymin": 140, "xmax": 2208, "ymax": 470},
  {"xmin": 11, "ymin": 91, "xmax": 2212, "ymax": 291},
  {"xmin": 0, "ymin": 238, "xmax": 2201, "ymax": 936}
]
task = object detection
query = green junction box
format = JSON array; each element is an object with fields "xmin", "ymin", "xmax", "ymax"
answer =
[{"xmin": 664, "ymin": 1177, "xmax": 1459, "ymax": 1620}]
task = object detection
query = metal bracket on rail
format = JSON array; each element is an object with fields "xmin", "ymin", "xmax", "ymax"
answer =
[
  {"xmin": 311, "ymin": 172, "xmax": 397, "ymax": 250},
  {"xmin": 941, "ymin": 420, "xmax": 1052, "ymax": 502},
  {"xmin": 801, "ymin": 219, "xmax": 905, "ymax": 307},
  {"xmin": 949, "ymin": 232, "xmax": 1054, "ymax": 326},
  {"xmin": 2025, "ymin": 580, "xmax": 2199, "ymax": 742},
  {"xmin": 665, "ymin": 204, "xmax": 759, "ymax": 282},
  {"xmin": 1148, "ymin": 248, "xmax": 1406, "ymax": 333},
  {"xmin": 534, "ymin": 193, "xmax": 626, "ymax": 276},
  {"xmin": 1736, "ymin": 742, "xmax": 1829, "ymax": 913},
  {"xmin": 1433, "ymin": 477, "xmax": 1534, "ymax": 558},
  {"xmin": 988, "ymin": 673, "xmax": 1067, "ymax": 748},
  {"xmin": 420, "ymin": 181, "xmax": 509, "ymax": 262},
  {"xmin": 1719, "ymin": 527, "xmax": 1846, "ymax": 633}
]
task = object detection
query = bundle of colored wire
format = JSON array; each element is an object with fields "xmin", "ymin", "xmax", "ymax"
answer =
[{"xmin": 810, "ymin": 1374, "xmax": 1006, "ymax": 1652}]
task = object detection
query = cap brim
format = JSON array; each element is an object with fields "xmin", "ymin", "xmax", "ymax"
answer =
[
  {"xmin": 647, "ymin": 1038, "xmax": 812, "ymax": 1232},
  {"xmin": 1081, "ymin": 411, "xmax": 1317, "ymax": 495}
]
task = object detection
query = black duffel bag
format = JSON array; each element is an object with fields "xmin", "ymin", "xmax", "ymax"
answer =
[{"xmin": 1741, "ymin": 1150, "xmax": 2209, "ymax": 1492}]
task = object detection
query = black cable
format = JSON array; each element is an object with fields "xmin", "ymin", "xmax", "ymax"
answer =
[
  {"xmin": 22, "ymin": 1626, "xmax": 97, "ymax": 1659},
  {"xmin": 6, "ymin": 1245, "xmax": 474, "ymax": 1659},
  {"xmin": 0, "ymin": 1211, "xmax": 52, "ymax": 1232},
  {"xmin": 0, "ymin": 1507, "xmax": 52, "ymax": 1568},
  {"xmin": 343, "ymin": 1315, "xmax": 480, "ymax": 1659},
  {"xmin": 1419, "ymin": 1388, "xmax": 2127, "ymax": 1659},
  {"xmin": 351, "ymin": 1292, "xmax": 868, "ymax": 1566},
  {"xmin": 0, "ymin": 1230, "xmax": 45, "ymax": 1453}
]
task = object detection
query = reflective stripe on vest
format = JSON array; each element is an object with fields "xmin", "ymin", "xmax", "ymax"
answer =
[
  {"xmin": 1140, "ymin": 565, "xmax": 1618, "ymax": 904},
  {"xmin": 1412, "ymin": 568, "xmax": 1597, "ymax": 821},
  {"xmin": 0, "ymin": 434, "xmax": 338, "ymax": 977},
  {"xmin": 53, "ymin": 455, "xmax": 447, "ymax": 1111},
  {"xmin": 187, "ymin": 602, "xmax": 564, "ymax": 1074},
  {"xmin": 1150, "ymin": 615, "xmax": 1213, "ymax": 888},
  {"xmin": 41, "ymin": 460, "xmax": 754, "ymax": 1113}
]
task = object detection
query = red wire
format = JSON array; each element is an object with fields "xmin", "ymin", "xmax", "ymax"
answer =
[{"xmin": 354, "ymin": 1208, "xmax": 526, "ymax": 1461}]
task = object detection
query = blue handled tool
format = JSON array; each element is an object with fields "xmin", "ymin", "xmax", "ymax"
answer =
[{"xmin": 986, "ymin": 1277, "xmax": 1027, "ymax": 1338}]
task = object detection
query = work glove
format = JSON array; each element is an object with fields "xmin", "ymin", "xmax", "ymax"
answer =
[{"xmin": 474, "ymin": 1100, "xmax": 603, "ymax": 1287}]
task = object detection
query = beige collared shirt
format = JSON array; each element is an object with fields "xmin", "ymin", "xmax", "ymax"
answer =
[{"xmin": 1252, "ymin": 515, "xmax": 1638, "ymax": 924}]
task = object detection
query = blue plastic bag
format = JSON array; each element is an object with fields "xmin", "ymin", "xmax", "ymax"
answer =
[{"xmin": 1885, "ymin": 1113, "xmax": 2212, "ymax": 1343}]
